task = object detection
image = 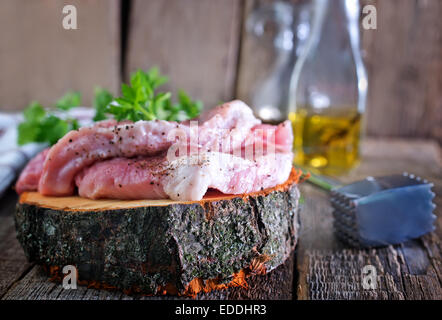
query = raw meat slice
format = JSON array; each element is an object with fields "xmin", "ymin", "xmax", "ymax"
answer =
[
  {"xmin": 164, "ymin": 152, "xmax": 293, "ymax": 200},
  {"xmin": 240, "ymin": 120, "xmax": 293, "ymax": 154},
  {"xmin": 16, "ymin": 100, "xmax": 294, "ymax": 199},
  {"xmin": 16, "ymin": 116, "xmax": 292, "ymax": 196},
  {"xmin": 38, "ymin": 119, "xmax": 179, "ymax": 195},
  {"xmin": 15, "ymin": 148, "xmax": 49, "ymax": 194},
  {"xmin": 38, "ymin": 100, "xmax": 263, "ymax": 196},
  {"xmin": 75, "ymin": 155, "xmax": 169, "ymax": 200},
  {"xmin": 75, "ymin": 151, "xmax": 293, "ymax": 201}
]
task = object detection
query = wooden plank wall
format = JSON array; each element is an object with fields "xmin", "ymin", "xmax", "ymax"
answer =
[
  {"xmin": 126, "ymin": 0, "xmax": 243, "ymax": 109},
  {"xmin": 0, "ymin": 0, "xmax": 121, "ymax": 110},
  {"xmin": 360, "ymin": 0, "xmax": 442, "ymax": 144},
  {"xmin": 0, "ymin": 0, "xmax": 441, "ymax": 143}
]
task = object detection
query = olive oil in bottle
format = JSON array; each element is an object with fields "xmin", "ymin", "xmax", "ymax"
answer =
[
  {"xmin": 289, "ymin": 107, "xmax": 362, "ymax": 175},
  {"xmin": 287, "ymin": 0, "xmax": 367, "ymax": 175}
]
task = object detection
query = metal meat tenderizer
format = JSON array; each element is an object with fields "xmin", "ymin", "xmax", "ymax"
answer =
[{"xmin": 308, "ymin": 172, "xmax": 437, "ymax": 248}]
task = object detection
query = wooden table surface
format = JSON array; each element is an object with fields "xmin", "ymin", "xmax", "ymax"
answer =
[{"xmin": 0, "ymin": 138, "xmax": 441, "ymax": 300}]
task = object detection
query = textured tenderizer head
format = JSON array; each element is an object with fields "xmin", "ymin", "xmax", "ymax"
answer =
[{"xmin": 330, "ymin": 173, "xmax": 436, "ymax": 248}]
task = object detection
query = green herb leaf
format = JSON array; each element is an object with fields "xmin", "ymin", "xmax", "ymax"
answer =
[
  {"xmin": 38, "ymin": 115, "xmax": 70, "ymax": 145},
  {"xmin": 176, "ymin": 89, "xmax": 203, "ymax": 120},
  {"xmin": 18, "ymin": 102, "xmax": 79, "ymax": 146},
  {"xmin": 17, "ymin": 121, "xmax": 40, "ymax": 145},
  {"xmin": 55, "ymin": 91, "xmax": 82, "ymax": 110},
  {"xmin": 109, "ymin": 68, "xmax": 202, "ymax": 122},
  {"xmin": 17, "ymin": 68, "xmax": 203, "ymax": 146},
  {"xmin": 93, "ymin": 88, "xmax": 114, "ymax": 121},
  {"xmin": 23, "ymin": 101, "xmax": 46, "ymax": 122}
]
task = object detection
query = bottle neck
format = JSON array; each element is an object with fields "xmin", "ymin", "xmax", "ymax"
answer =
[
  {"xmin": 344, "ymin": 0, "xmax": 367, "ymax": 113},
  {"xmin": 288, "ymin": 0, "xmax": 328, "ymax": 111},
  {"xmin": 289, "ymin": 0, "xmax": 367, "ymax": 114}
]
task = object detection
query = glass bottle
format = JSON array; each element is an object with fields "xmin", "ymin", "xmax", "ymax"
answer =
[
  {"xmin": 246, "ymin": 1, "xmax": 312, "ymax": 123},
  {"xmin": 288, "ymin": 0, "xmax": 367, "ymax": 175}
]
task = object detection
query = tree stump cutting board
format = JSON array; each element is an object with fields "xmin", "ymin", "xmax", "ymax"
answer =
[{"xmin": 14, "ymin": 170, "xmax": 301, "ymax": 299}]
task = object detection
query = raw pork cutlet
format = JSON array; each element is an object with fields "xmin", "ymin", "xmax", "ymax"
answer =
[
  {"xmin": 238, "ymin": 121, "xmax": 293, "ymax": 155},
  {"xmin": 167, "ymin": 119, "xmax": 293, "ymax": 164},
  {"xmin": 16, "ymin": 119, "xmax": 292, "ymax": 195},
  {"xmin": 75, "ymin": 154, "xmax": 169, "ymax": 200},
  {"xmin": 14, "ymin": 119, "xmax": 124, "ymax": 194},
  {"xmin": 75, "ymin": 151, "xmax": 293, "ymax": 201},
  {"xmin": 38, "ymin": 119, "xmax": 179, "ymax": 196},
  {"xmin": 15, "ymin": 148, "xmax": 49, "ymax": 194},
  {"xmin": 37, "ymin": 100, "xmax": 262, "ymax": 196}
]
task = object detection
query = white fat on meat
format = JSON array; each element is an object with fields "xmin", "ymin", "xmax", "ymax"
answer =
[{"xmin": 163, "ymin": 151, "xmax": 293, "ymax": 201}]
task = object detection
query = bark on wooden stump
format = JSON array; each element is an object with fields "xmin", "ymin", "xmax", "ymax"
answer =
[{"xmin": 14, "ymin": 172, "xmax": 300, "ymax": 298}]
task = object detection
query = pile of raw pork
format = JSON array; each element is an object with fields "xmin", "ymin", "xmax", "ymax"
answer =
[{"xmin": 16, "ymin": 101, "xmax": 293, "ymax": 201}]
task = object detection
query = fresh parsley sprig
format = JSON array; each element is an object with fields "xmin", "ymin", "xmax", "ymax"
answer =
[
  {"xmin": 93, "ymin": 88, "xmax": 114, "ymax": 121},
  {"xmin": 18, "ymin": 100, "xmax": 79, "ymax": 146},
  {"xmin": 104, "ymin": 68, "xmax": 202, "ymax": 122},
  {"xmin": 18, "ymin": 68, "xmax": 203, "ymax": 146},
  {"xmin": 55, "ymin": 91, "xmax": 82, "ymax": 110}
]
